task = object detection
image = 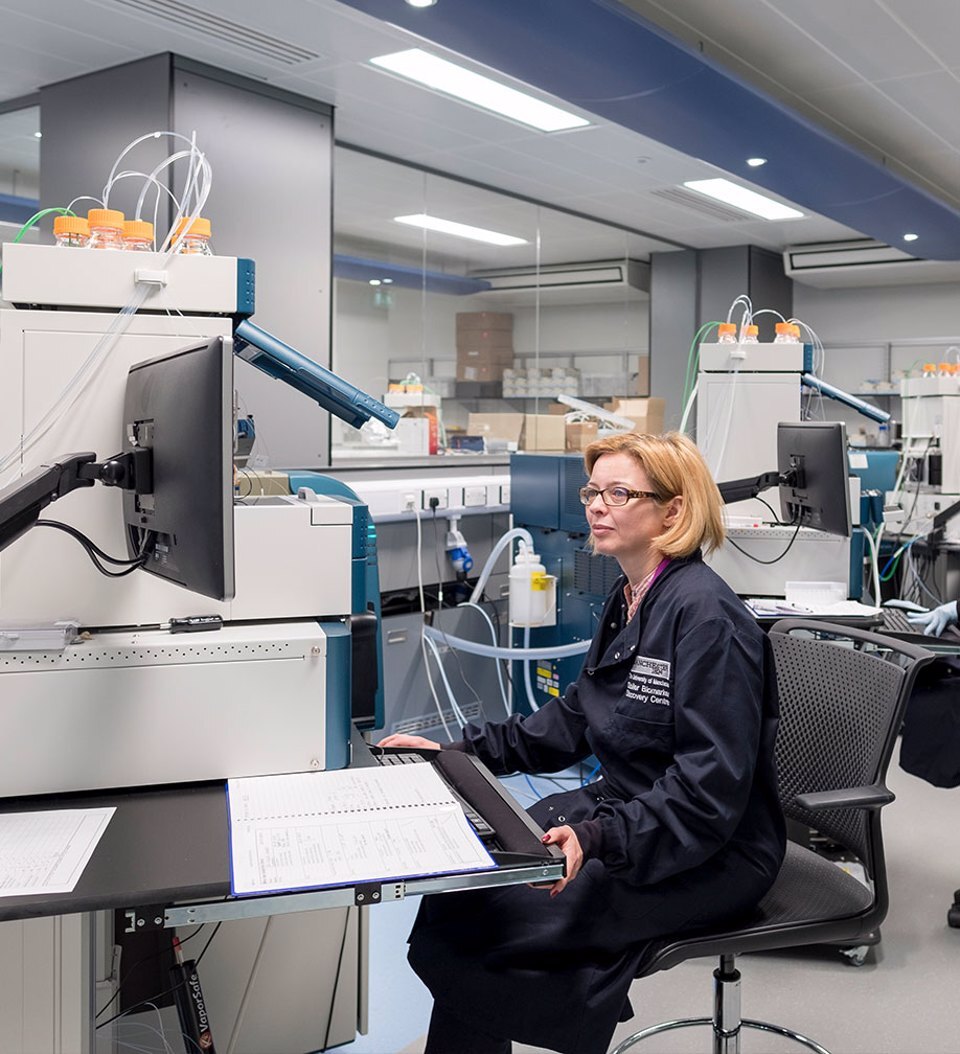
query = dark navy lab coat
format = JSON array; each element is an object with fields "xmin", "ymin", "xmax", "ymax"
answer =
[{"xmin": 408, "ymin": 552, "xmax": 786, "ymax": 1054}]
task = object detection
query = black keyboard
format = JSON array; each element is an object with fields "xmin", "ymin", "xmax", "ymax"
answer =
[
  {"xmin": 375, "ymin": 751, "xmax": 497, "ymax": 841},
  {"xmin": 880, "ymin": 608, "xmax": 917, "ymax": 634}
]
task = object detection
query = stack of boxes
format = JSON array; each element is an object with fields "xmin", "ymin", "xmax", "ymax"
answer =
[
  {"xmin": 456, "ymin": 311, "xmax": 513, "ymax": 383},
  {"xmin": 502, "ymin": 365, "xmax": 580, "ymax": 398}
]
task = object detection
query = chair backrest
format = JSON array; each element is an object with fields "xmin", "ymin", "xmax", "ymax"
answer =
[{"xmin": 768, "ymin": 621, "xmax": 929, "ymax": 873}]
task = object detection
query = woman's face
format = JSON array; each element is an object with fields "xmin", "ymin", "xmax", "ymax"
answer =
[{"xmin": 585, "ymin": 452, "xmax": 676, "ymax": 561}]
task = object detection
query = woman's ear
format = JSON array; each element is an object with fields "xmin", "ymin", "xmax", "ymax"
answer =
[{"xmin": 662, "ymin": 495, "xmax": 683, "ymax": 527}]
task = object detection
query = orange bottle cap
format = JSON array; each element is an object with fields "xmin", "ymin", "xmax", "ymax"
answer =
[
  {"xmin": 744, "ymin": 325, "xmax": 759, "ymax": 336},
  {"xmin": 87, "ymin": 208, "xmax": 125, "ymax": 229},
  {"xmin": 173, "ymin": 216, "xmax": 212, "ymax": 239},
  {"xmin": 718, "ymin": 323, "xmax": 737, "ymax": 336},
  {"xmin": 123, "ymin": 219, "xmax": 154, "ymax": 241},
  {"xmin": 53, "ymin": 215, "xmax": 89, "ymax": 236},
  {"xmin": 775, "ymin": 321, "xmax": 791, "ymax": 334}
]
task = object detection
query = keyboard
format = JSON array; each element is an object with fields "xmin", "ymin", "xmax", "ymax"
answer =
[
  {"xmin": 880, "ymin": 608, "xmax": 917, "ymax": 634},
  {"xmin": 878, "ymin": 607, "xmax": 960, "ymax": 646},
  {"xmin": 375, "ymin": 751, "xmax": 497, "ymax": 842}
]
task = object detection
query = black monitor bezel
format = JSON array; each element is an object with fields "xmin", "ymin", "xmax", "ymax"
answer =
[{"xmin": 777, "ymin": 421, "xmax": 851, "ymax": 538}]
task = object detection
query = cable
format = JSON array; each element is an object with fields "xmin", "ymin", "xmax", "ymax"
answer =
[
  {"xmin": 413, "ymin": 504, "xmax": 452, "ymax": 739},
  {"xmin": 34, "ymin": 520, "xmax": 152, "ymax": 578},
  {"xmin": 726, "ymin": 522, "xmax": 802, "ymax": 564}
]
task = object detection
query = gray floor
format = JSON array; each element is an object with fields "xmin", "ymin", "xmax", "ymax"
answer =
[{"xmin": 350, "ymin": 744, "xmax": 959, "ymax": 1054}]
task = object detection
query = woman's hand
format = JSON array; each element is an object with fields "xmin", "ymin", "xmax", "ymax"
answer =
[
  {"xmin": 538, "ymin": 825, "xmax": 583, "ymax": 897},
  {"xmin": 376, "ymin": 733, "xmax": 442, "ymax": 751}
]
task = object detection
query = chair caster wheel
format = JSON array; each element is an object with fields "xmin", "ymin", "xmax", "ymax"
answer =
[
  {"xmin": 948, "ymin": 893, "xmax": 960, "ymax": 929},
  {"xmin": 840, "ymin": 945, "xmax": 869, "ymax": 966}
]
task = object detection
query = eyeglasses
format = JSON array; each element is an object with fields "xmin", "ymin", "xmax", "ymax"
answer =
[{"xmin": 579, "ymin": 486, "xmax": 661, "ymax": 507}]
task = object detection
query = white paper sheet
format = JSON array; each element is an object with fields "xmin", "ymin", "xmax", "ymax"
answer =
[
  {"xmin": 0, "ymin": 807, "xmax": 115, "ymax": 897},
  {"xmin": 227, "ymin": 765, "xmax": 496, "ymax": 896}
]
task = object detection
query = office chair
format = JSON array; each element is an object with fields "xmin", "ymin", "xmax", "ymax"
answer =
[{"xmin": 611, "ymin": 619, "xmax": 932, "ymax": 1054}]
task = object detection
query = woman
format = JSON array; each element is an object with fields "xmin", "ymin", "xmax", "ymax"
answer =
[{"xmin": 379, "ymin": 431, "xmax": 786, "ymax": 1054}]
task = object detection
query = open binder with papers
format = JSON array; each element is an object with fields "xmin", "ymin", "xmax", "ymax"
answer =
[{"xmin": 227, "ymin": 764, "xmax": 496, "ymax": 896}]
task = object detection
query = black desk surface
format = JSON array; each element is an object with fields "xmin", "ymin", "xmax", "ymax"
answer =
[{"xmin": 0, "ymin": 740, "xmax": 562, "ymax": 925}]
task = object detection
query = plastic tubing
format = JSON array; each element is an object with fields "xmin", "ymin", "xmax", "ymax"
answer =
[
  {"xmin": 522, "ymin": 625, "xmax": 540, "ymax": 712},
  {"xmin": 468, "ymin": 526, "xmax": 534, "ymax": 605},
  {"xmin": 422, "ymin": 623, "xmax": 589, "ymax": 661},
  {"xmin": 861, "ymin": 523, "xmax": 881, "ymax": 606},
  {"xmin": 679, "ymin": 378, "xmax": 698, "ymax": 434},
  {"xmin": 458, "ymin": 602, "xmax": 511, "ymax": 716},
  {"xmin": 424, "ymin": 633, "xmax": 471, "ymax": 728}
]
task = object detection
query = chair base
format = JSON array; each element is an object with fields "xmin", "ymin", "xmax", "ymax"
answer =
[{"xmin": 610, "ymin": 1016, "xmax": 832, "ymax": 1054}]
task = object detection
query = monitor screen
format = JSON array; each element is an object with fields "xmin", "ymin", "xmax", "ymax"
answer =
[
  {"xmin": 122, "ymin": 336, "xmax": 235, "ymax": 601},
  {"xmin": 777, "ymin": 421, "xmax": 851, "ymax": 538}
]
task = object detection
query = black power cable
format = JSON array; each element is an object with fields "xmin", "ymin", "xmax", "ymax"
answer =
[{"xmin": 34, "ymin": 519, "xmax": 153, "ymax": 578}]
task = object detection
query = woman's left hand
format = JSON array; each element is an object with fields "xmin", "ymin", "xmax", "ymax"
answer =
[{"xmin": 538, "ymin": 825, "xmax": 583, "ymax": 897}]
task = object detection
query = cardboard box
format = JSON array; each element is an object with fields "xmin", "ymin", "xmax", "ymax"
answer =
[
  {"xmin": 565, "ymin": 421, "xmax": 599, "ymax": 452},
  {"xmin": 522, "ymin": 414, "xmax": 566, "ymax": 451},
  {"xmin": 605, "ymin": 397, "xmax": 665, "ymax": 435},
  {"xmin": 467, "ymin": 412, "xmax": 524, "ymax": 446},
  {"xmin": 634, "ymin": 355, "xmax": 650, "ymax": 396},
  {"xmin": 456, "ymin": 311, "xmax": 513, "ymax": 332},
  {"xmin": 456, "ymin": 329, "xmax": 515, "ymax": 352},
  {"xmin": 457, "ymin": 361, "xmax": 510, "ymax": 383}
]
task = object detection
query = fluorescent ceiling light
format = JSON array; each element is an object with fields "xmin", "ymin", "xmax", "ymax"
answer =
[
  {"xmin": 370, "ymin": 48, "xmax": 589, "ymax": 132},
  {"xmin": 683, "ymin": 178, "xmax": 804, "ymax": 220},
  {"xmin": 394, "ymin": 213, "xmax": 528, "ymax": 246}
]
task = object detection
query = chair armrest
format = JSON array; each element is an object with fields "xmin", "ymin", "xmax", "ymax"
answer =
[{"xmin": 793, "ymin": 784, "xmax": 895, "ymax": 811}]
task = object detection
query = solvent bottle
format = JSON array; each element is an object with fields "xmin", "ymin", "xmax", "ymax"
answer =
[
  {"xmin": 122, "ymin": 219, "xmax": 154, "ymax": 252},
  {"xmin": 87, "ymin": 209, "xmax": 125, "ymax": 250},
  {"xmin": 774, "ymin": 322, "xmax": 798, "ymax": 344},
  {"xmin": 717, "ymin": 323, "xmax": 737, "ymax": 345},
  {"xmin": 173, "ymin": 217, "xmax": 213, "ymax": 256},
  {"xmin": 741, "ymin": 324, "xmax": 759, "ymax": 344},
  {"xmin": 53, "ymin": 215, "xmax": 89, "ymax": 247}
]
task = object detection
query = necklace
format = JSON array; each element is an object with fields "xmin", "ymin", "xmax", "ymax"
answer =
[{"xmin": 626, "ymin": 557, "xmax": 669, "ymax": 623}]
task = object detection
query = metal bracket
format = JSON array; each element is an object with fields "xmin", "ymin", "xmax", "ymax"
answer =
[{"xmin": 122, "ymin": 905, "xmax": 167, "ymax": 933}]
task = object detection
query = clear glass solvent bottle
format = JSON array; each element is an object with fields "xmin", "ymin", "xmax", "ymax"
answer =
[
  {"xmin": 741, "ymin": 324, "xmax": 759, "ymax": 344},
  {"xmin": 774, "ymin": 322, "xmax": 798, "ymax": 344},
  {"xmin": 87, "ymin": 209, "xmax": 125, "ymax": 250},
  {"xmin": 717, "ymin": 322, "xmax": 737, "ymax": 345},
  {"xmin": 122, "ymin": 219, "xmax": 154, "ymax": 251},
  {"xmin": 173, "ymin": 216, "xmax": 213, "ymax": 255},
  {"xmin": 53, "ymin": 215, "xmax": 89, "ymax": 247}
]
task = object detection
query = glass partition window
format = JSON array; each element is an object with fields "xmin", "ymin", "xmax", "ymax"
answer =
[{"xmin": 331, "ymin": 146, "xmax": 660, "ymax": 464}]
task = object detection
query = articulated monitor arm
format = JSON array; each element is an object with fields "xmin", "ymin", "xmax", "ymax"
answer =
[
  {"xmin": 718, "ymin": 469, "xmax": 796, "ymax": 506},
  {"xmin": 233, "ymin": 319, "xmax": 400, "ymax": 431},
  {"xmin": 0, "ymin": 450, "xmax": 151, "ymax": 555}
]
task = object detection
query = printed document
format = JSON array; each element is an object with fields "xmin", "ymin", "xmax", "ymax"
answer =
[
  {"xmin": 228, "ymin": 764, "xmax": 495, "ymax": 895},
  {"xmin": 0, "ymin": 807, "xmax": 115, "ymax": 897}
]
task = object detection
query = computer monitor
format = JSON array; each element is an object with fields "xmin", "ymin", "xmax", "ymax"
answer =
[
  {"xmin": 122, "ymin": 336, "xmax": 236, "ymax": 601},
  {"xmin": 777, "ymin": 421, "xmax": 851, "ymax": 538}
]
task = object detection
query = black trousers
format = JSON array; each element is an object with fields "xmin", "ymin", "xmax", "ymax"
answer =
[{"xmin": 424, "ymin": 1002, "xmax": 511, "ymax": 1054}]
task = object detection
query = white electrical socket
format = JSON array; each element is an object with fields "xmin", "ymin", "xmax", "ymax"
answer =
[
  {"xmin": 402, "ymin": 492, "xmax": 417, "ymax": 512},
  {"xmin": 422, "ymin": 488, "xmax": 449, "ymax": 510}
]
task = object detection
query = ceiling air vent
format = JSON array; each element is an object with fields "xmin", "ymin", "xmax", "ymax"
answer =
[
  {"xmin": 110, "ymin": 0, "xmax": 321, "ymax": 65},
  {"xmin": 651, "ymin": 186, "xmax": 752, "ymax": 222},
  {"xmin": 782, "ymin": 239, "xmax": 960, "ymax": 288}
]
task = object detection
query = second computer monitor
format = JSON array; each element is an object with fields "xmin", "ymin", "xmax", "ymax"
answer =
[
  {"xmin": 122, "ymin": 335, "xmax": 236, "ymax": 601},
  {"xmin": 777, "ymin": 421, "xmax": 851, "ymax": 538}
]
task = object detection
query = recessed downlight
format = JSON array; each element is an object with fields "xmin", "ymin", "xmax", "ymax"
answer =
[
  {"xmin": 903, "ymin": 233, "xmax": 919, "ymax": 242},
  {"xmin": 746, "ymin": 157, "xmax": 767, "ymax": 167},
  {"xmin": 405, "ymin": 0, "xmax": 438, "ymax": 6}
]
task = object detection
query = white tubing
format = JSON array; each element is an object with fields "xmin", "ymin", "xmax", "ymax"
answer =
[
  {"xmin": 458, "ymin": 602, "xmax": 511, "ymax": 717},
  {"xmin": 522, "ymin": 625, "xmax": 541, "ymax": 712},
  {"xmin": 862, "ymin": 524, "xmax": 881, "ymax": 606},
  {"xmin": 422, "ymin": 623, "xmax": 589, "ymax": 660},
  {"xmin": 468, "ymin": 526, "xmax": 534, "ymax": 604},
  {"xmin": 679, "ymin": 378, "xmax": 698, "ymax": 435},
  {"xmin": 424, "ymin": 633, "xmax": 471, "ymax": 728}
]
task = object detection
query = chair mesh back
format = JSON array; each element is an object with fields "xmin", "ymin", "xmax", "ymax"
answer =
[{"xmin": 770, "ymin": 633, "xmax": 907, "ymax": 866}]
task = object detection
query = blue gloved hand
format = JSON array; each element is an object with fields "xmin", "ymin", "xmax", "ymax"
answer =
[{"xmin": 907, "ymin": 601, "xmax": 959, "ymax": 637}]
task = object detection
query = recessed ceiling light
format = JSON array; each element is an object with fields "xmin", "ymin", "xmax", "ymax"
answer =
[
  {"xmin": 683, "ymin": 178, "xmax": 804, "ymax": 220},
  {"xmin": 33, "ymin": 131, "xmax": 42, "ymax": 139},
  {"xmin": 370, "ymin": 49, "xmax": 590, "ymax": 132},
  {"xmin": 382, "ymin": 278, "xmax": 394, "ymax": 284},
  {"xmin": 746, "ymin": 157, "xmax": 766, "ymax": 167},
  {"xmin": 395, "ymin": 213, "xmax": 528, "ymax": 246},
  {"xmin": 405, "ymin": 0, "xmax": 438, "ymax": 6},
  {"xmin": 903, "ymin": 232, "xmax": 919, "ymax": 242},
  {"xmin": 369, "ymin": 279, "xmax": 382, "ymax": 286}
]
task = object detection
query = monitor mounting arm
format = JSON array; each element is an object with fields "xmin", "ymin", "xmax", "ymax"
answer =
[
  {"xmin": 0, "ymin": 449, "xmax": 152, "ymax": 555},
  {"xmin": 718, "ymin": 468, "xmax": 797, "ymax": 506}
]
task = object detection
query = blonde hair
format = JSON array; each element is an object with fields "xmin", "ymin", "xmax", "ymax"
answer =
[{"xmin": 584, "ymin": 431, "xmax": 725, "ymax": 557}]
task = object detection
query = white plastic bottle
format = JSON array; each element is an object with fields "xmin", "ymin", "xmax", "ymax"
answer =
[
  {"xmin": 509, "ymin": 546, "xmax": 555, "ymax": 627},
  {"xmin": 87, "ymin": 208, "xmax": 125, "ymax": 250},
  {"xmin": 173, "ymin": 216, "xmax": 213, "ymax": 255},
  {"xmin": 53, "ymin": 215, "xmax": 89, "ymax": 247}
]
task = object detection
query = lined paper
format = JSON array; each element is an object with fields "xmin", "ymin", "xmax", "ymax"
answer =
[{"xmin": 227, "ymin": 765, "xmax": 495, "ymax": 896}]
